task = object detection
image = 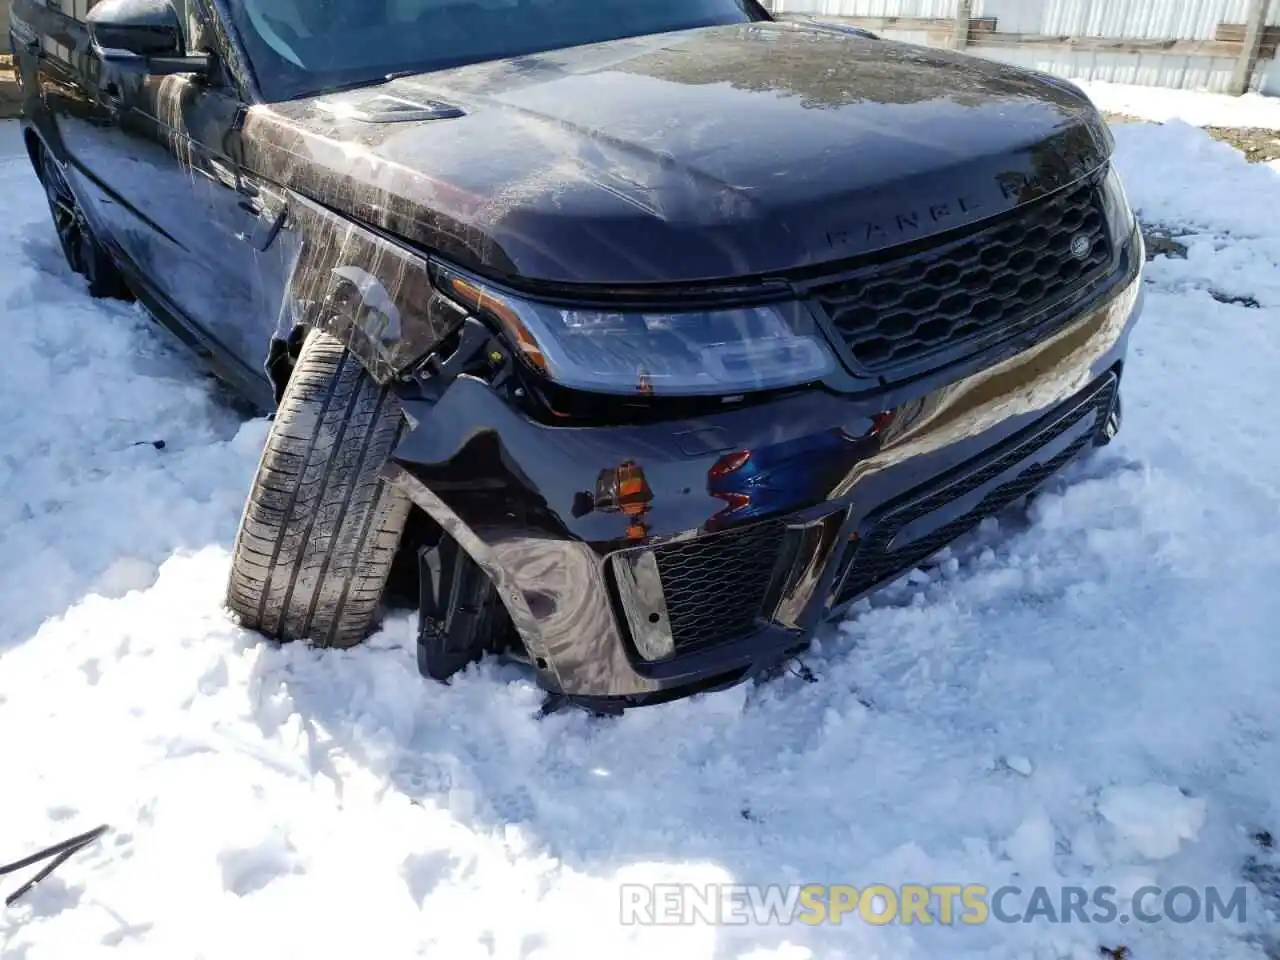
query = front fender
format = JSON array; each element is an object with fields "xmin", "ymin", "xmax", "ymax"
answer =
[{"xmin": 280, "ymin": 193, "xmax": 467, "ymax": 383}]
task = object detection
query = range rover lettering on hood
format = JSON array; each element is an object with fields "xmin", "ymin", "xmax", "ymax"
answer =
[
  {"xmin": 826, "ymin": 192, "xmax": 987, "ymax": 250},
  {"xmin": 822, "ymin": 170, "xmax": 1085, "ymax": 252}
]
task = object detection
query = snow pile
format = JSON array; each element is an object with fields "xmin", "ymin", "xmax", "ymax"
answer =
[
  {"xmin": 3, "ymin": 106, "xmax": 1280, "ymax": 960},
  {"xmin": 1076, "ymin": 79, "xmax": 1280, "ymax": 129},
  {"xmin": 1097, "ymin": 784, "xmax": 1207, "ymax": 861}
]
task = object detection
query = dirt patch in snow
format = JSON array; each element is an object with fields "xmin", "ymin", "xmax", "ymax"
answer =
[
  {"xmin": 1102, "ymin": 112, "xmax": 1153, "ymax": 126},
  {"xmin": 1142, "ymin": 228, "xmax": 1190, "ymax": 261},
  {"xmin": 1104, "ymin": 107, "xmax": 1280, "ymax": 164},
  {"xmin": 1203, "ymin": 126, "xmax": 1280, "ymax": 164}
]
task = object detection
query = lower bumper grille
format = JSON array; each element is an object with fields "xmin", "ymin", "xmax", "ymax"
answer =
[
  {"xmin": 652, "ymin": 520, "xmax": 786, "ymax": 654},
  {"xmin": 834, "ymin": 374, "xmax": 1119, "ymax": 605}
]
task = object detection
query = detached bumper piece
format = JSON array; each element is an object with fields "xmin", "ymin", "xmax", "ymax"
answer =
[
  {"xmin": 611, "ymin": 520, "xmax": 788, "ymax": 661},
  {"xmin": 390, "ymin": 366, "xmax": 1127, "ymax": 711},
  {"xmin": 609, "ymin": 372, "xmax": 1120, "ymax": 670},
  {"xmin": 831, "ymin": 373, "xmax": 1119, "ymax": 607}
]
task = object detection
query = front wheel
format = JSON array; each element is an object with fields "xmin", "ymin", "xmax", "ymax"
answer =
[{"xmin": 226, "ymin": 330, "xmax": 412, "ymax": 648}]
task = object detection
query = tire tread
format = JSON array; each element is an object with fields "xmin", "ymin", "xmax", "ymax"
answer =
[{"xmin": 226, "ymin": 331, "xmax": 411, "ymax": 648}]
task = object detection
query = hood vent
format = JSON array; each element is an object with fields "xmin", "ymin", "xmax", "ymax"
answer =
[{"xmin": 315, "ymin": 92, "xmax": 465, "ymax": 124}]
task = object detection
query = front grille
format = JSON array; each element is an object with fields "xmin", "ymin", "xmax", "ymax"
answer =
[
  {"xmin": 653, "ymin": 520, "xmax": 786, "ymax": 654},
  {"xmin": 815, "ymin": 177, "xmax": 1111, "ymax": 378},
  {"xmin": 835, "ymin": 375, "xmax": 1118, "ymax": 605}
]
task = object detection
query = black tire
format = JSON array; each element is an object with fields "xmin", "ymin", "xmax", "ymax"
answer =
[
  {"xmin": 226, "ymin": 330, "xmax": 412, "ymax": 648},
  {"xmin": 37, "ymin": 142, "xmax": 133, "ymax": 301}
]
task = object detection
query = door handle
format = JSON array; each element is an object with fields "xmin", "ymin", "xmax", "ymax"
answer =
[
  {"xmin": 244, "ymin": 186, "xmax": 289, "ymax": 251},
  {"xmin": 205, "ymin": 156, "xmax": 266, "ymax": 206},
  {"xmin": 205, "ymin": 156, "xmax": 240, "ymax": 191}
]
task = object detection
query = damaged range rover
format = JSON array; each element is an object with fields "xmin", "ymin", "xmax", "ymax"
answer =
[{"xmin": 11, "ymin": 0, "xmax": 1143, "ymax": 711}]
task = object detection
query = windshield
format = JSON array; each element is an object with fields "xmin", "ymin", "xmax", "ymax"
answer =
[{"xmin": 222, "ymin": 0, "xmax": 767, "ymax": 101}]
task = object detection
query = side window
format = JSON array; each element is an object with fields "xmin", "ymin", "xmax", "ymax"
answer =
[
  {"xmin": 184, "ymin": 1, "xmax": 244, "ymax": 90},
  {"xmin": 40, "ymin": 0, "xmax": 100, "ymax": 62},
  {"xmin": 174, "ymin": 0, "xmax": 210, "ymax": 54},
  {"xmin": 167, "ymin": 0, "xmax": 212, "ymax": 54}
]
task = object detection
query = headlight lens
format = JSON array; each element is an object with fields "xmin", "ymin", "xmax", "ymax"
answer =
[
  {"xmin": 436, "ymin": 270, "xmax": 837, "ymax": 396},
  {"xmin": 1103, "ymin": 165, "xmax": 1137, "ymax": 241}
]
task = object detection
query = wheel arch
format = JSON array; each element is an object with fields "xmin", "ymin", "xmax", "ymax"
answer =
[{"xmin": 274, "ymin": 192, "xmax": 472, "ymax": 390}]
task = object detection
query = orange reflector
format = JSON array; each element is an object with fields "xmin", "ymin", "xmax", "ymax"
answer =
[{"xmin": 709, "ymin": 450, "xmax": 751, "ymax": 480}]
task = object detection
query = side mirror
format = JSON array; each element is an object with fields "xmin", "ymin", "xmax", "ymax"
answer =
[{"xmin": 86, "ymin": 0, "xmax": 211, "ymax": 77}]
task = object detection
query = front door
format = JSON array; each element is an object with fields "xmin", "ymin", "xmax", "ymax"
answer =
[{"xmin": 15, "ymin": 0, "xmax": 276, "ymax": 409}]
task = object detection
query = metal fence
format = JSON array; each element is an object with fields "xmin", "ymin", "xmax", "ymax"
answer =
[{"xmin": 767, "ymin": 0, "xmax": 1280, "ymax": 94}]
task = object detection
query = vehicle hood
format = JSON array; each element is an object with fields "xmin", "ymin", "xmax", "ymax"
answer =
[{"xmin": 248, "ymin": 21, "xmax": 1112, "ymax": 288}]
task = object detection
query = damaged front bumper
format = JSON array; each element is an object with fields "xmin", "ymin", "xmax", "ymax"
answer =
[{"xmin": 382, "ymin": 264, "xmax": 1143, "ymax": 708}]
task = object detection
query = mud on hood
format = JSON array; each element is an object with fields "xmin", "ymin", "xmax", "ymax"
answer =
[{"xmin": 248, "ymin": 21, "xmax": 1112, "ymax": 287}]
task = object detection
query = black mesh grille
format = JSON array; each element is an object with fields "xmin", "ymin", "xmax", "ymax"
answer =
[
  {"xmin": 816, "ymin": 178, "xmax": 1111, "ymax": 378},
  {"xmin": 835, "ymin": 376, "xmax": 1118, "ymax": 605},
  {"xmin": 653, "ymin": 520, "xmax": 786, "ymax": 654}
]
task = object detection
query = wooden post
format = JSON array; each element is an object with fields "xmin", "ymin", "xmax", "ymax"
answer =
[
  {"xmin": 953, "ymin": 0, "xmax": 973, "ymax": 50},
  {"xmin": 1231, "ymin": 0, "xmax": 1270, "ymax": 95}
]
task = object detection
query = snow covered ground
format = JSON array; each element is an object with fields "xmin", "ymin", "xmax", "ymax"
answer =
[
  {"xmin": 3, "ymin": 97, "xmax": 1280, "ymax": 959},
  {"xmin": 1078, "ymin": 80, "xmax": 1280, "ymax": 129}
]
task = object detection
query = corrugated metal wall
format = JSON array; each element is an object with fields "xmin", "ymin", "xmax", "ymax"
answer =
[
  {"xmin": 987, "ymin": 0, "xmax": 1278, "ymax": 38},
  {"xmin": 790, "ymin": 0, "xmax": 957, "ymax": 14},
  {"xmin": 772, "ymin": 0, "xmax": 1280, "ymax": 93},
  {"xmin": 969, "ymin": 44, "xmax": 1246, "ymax": 92},
  {"xmin": 779, "ymin": 0, "xmax": 1280, "ymax": 32}
]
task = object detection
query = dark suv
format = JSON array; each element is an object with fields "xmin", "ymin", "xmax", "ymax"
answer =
[{"xmin": 10, "ymin": 0, "xmax": 1143, "ymax": 710}]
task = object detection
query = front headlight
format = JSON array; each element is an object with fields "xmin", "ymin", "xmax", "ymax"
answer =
[
  {"xmin": 433, "ymin": 268, "xmax": 837, "ymax": 396},
  {"xmin": 1103, "ymin": 165, "xmax": 1138, "ymax": 241}
]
